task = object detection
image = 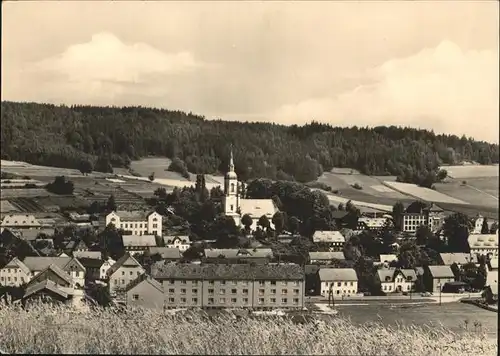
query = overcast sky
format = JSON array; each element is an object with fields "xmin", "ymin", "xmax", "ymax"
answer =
[{"xmin": 2, "ymin": 1, "xmax": 499, "ymax": 143}]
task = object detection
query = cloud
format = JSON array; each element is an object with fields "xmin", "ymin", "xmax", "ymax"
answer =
[
  {"xmin": 31, "ymin": 32, "xmax": 203, "ymax": 84},
  {"xmin": 270, "ymin": 40, "xmax": 499, "ymax": 142}
]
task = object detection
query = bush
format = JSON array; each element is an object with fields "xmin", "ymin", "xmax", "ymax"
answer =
[
  {"xmin": 352, "ymin": 183, "xmax": 363, "ymax": 190},
  {"xmin": 0, "ymin": 303, "xmax": 495, "ymax": 355},
  {"xmin": 168, "ymin": 158, "xmax": 190, "ymax": 179}
]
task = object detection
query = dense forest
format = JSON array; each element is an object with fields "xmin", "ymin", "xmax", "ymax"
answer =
[{"xmin": 1, "ymin": 101, "xmax": 498, "ymax": 186}]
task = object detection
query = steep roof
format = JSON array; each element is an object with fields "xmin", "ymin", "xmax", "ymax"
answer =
[
  {"xmin": 3, "ymin": 257, "xmax": 31, "ymax": 275},
  {"xmin": 122, "ymin": 235, "xmax": 157, "ymax": 248},
  {"xmin": 377, "ymin": 268, "xmax": 417, "ymax": 282},
  {"xmin": 26, "ymin": 263, "xmax": 73, "ymax": 286},
  {"xmin": 163, "ymin": 235, "xmax": 191, "ymax": 244},
  {"xmin": 23, "ymin": 279, "xmax": 69, "ymax": 300},
  {"xmin": 239, "ymin": 199, "xmax": 277, "ymax": 218},
  {"xmin": 152, "ymin": 263, "xmax": 304, "ymax": 281},
  {"xmin": 312, "ymin": 231, "xmax": 345, "ymax": 243},
  {"xmin": 22, "ymin": 257, "xmax": 72, "ymax": 272},
  {"xmin": 468, "ymin": 233, "xmax": 498, "ymax": 250},
  {"xmin": 204, "ymin": 248, "xmax": 273, "ymax": 259},
  {"xmin": 111, "ymin": 210, "xmax": 153, "ymax": 221},
  {"xmin": 304, "ymin": 264, "xmax": 321, "ymax": 275},
  {"xmin": 19, "ymin": 228, "xmax": 55, "ymax": 241},
  {"xmin": 147, "ymin": 247, "xmax": 182, "ymax": 259},
  {"xmin": 428, "ymin": 265, "xmax": 455, "ymax": 279},
  {"xmin": 77, "ymin": 257, "xmax": 105, "ymax": 269},
  {"xmin": 318, "ymin": 268, "xmax": 358, "ymax": 281},
  {"xmin": 309, "ymin": 252, "xmax": 345, "ymax": 261},
  {"xmin": 107, "ymin": 253, "xmax": 143, "ymax": 277},
  {"xmin": 439, "ymin": 253, "xmax": 477, "ymax": 266},
  {"xmin": 125, "ymin": 274, "xmax": 164, "ymax": 293}
]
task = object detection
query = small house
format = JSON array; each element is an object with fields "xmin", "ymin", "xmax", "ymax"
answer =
[
  {"xmin": 163, "ymin": 235, "xmax": 191, "ymax": 251},
  {"xmin": 312, "ymin": 231, "xmax": 345, "ymax": 251},
  {"xmin": 425, "ymin": 265, "xmax": 455, "ymax": 293},
  {"xmin": 309, "ymin": 251, "xmax": 345, "ymax": 264},
  {"xmin": 318, "ymin": 268, "xmax": 358, "ymax": 297},
  {"xmin": 126, "ymin": 274, "xmax": 164, "ymax": 310},
  {"xmin": 376, "ymin": 268, "xmax": 416, "ymax": 294}
]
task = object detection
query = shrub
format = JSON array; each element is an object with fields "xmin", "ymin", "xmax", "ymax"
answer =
[
  {"xmin": 0, "ymin": 302, "xmax": 496, "ymax": 355},
  {"xmin": 168, "ymin": 158, "xmax": 190, "ymax": 179},
  {"xmin": 352, "ymin": 183, "xmax": 363, "ymax": 190}
]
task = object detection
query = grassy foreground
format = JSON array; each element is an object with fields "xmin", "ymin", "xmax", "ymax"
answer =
[{"xmin": 0, "ymin": 302, "xmax": 496, "ymax": 355}]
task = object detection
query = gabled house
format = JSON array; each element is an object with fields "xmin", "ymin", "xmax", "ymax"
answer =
[
  {"xmin": 147, "ymin": 247, "xmax": 183, "ymax": 262},
  {"xmin": 312, "ymin": 231, "xmax": 345, "ymax": 252},
  {"xmin": 122, "ymin": 235, "xmax": 157, "ymax": 254},
  {"xmin": 376, "ymin": 268, "xmax": 417, "ymax": 294},
  {"xmin": 19, "ymin": 256, "xmax": 85, "ymax": 288},
  {"xmin": 22, "ymin": 279, "xmax": 71, "ymax": 306},
  {"xmin": 424, "ymin": 265, "xmax": 455, "ymax": 293},
  {"xmin": 0, "ymin": 257, "xmax": 31, "ymax": 287},
  {"xmin": 318, "ymin": 268, "xmax": 358, "ymax": 297},
  {"xmin": 439, "ymin": 253, "xmax": 478, "ymax": 267},
  {"xmin": 63, "ymin": 240, "xmax": 89, "ymax": 255},
  {"xmin": 163, "ymin": 235, "xmax": 191, "ymax": 251},
  {"xmin": 126, "ymin": 274, "xmax": 164, "ymax": 310},
  {"xmin": 77, "ymin": 258, "xmax": 105, "ymax": 282},
  {"xmin": 106, "ymin": 253, "xmax": 145, "ymax": 297},
  {"xmin": 100, "ymin": 257, "xmax": 116, "ymax": 280},
  {"xmin": 308, "ymin": 252, "xmax": 345, "ymax": 264}
]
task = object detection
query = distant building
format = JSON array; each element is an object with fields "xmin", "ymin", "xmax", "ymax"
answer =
[
  {"xmin": 151, "ymin": 263, "xmax": 304, "ymax": 310},
  {"xmin": 203, "ymin": 248, "xmax": 274, "ymax": 264},
  {"xmin": 73, "ymin": 251, "xmax": 102, "ymax": 260},
  {"xmin": 122, "ymin": 235, "xmax": 157, "ymax": 254},
  {"xmin": 312, "ymin": 231, "xmax": 345, "ymax": 252},
  {"xmin": 376, "ymin": 268, "xmax": 417, "ymax": 293},
  {"xmin": 401, "ymin": 203, "xmax": 445, "ymax": 234},
  {"xmin": 125, "ymin": 274, "xmax": 164, "ymax": 310},
  {"xmin": 318, "ymin": 268, "xmax": 358, "ymax": 297},
  {"xmin": 438, "ymin": 253, "xmax": 477, "ymax": 266},
  {"xmin": 105, "ymin": 210, "xmax": 162, "ymax": 237},
  {"xmin": 222, "ymin": 148, "xmax": 278, "ymax": 231},
  {"xmin": 467, "ymin": 233, "xmax": 498, "ymax": 257},
  {"xmin": 358, "ymin": 217, "xmax": 387, "ymax": 230},
  {"xmin": 147, "ymin": 247, "xmax": 183, "ymax": 261},
  {"xmin": 309, "ymin": 251, "xmax": 345, "ymax": 264},
  {"xmin": 0, "ymin": 214, "xmax": 41, "ymax": 229},
  {"xmin": 424, "ymin": 265, "xmax": 455, "ymax": 293},
  {"xmin": 163, "ymin": 235, "xmax": 191, "ymax": 251},
  {"xmin": 106, "ymin": 253, "xmax": 145, "ymax": 297}
]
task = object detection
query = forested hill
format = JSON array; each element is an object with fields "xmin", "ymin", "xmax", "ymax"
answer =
[{"xmin": 1, "ymin": 101, "xmax": 498, "ymax": 186}]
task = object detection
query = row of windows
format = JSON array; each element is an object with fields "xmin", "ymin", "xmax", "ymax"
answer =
[
  {"xmin": 0, "ymin": 276, "xmax": 26, "ymax": 282},
  {"xmin": 168, "ymin": 280, "xmax": 299, "ymax": 286},
  {"xmin": 165, "ymin": 297, "xmax": 300, "ymax": 304},
  {"xmin": 327, "ymin": 282, "xmax": 355, "ymax": 287},
  {"xmin": 383, "ymin": 284, "xmax": 412, "ymax": 291},
  {"xmin": 324, "ymin": 289, "xmax": 356, "ymax": 295},
  {"xmin": 121, "ymin": 271, "xmax": 142, "ymax": 276},
  {"xmin": 166, "ymin": 288, "xmax": 301, "ymax": 295}
]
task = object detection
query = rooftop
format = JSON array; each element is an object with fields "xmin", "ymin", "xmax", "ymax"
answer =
[
  {"xmin": 439, "ymin": 253, "xmax": 477, "ymax": 266},
  {"xmin": 204, "ymin": 248, "xmax": 274, "ymax": 259},
  {"xmin": 468, "ymin": 233, "xmax": 498, "ymax": 249},
  {"xmin": 239, "ymin": 199, "xmax": 277, "ymax": 218},
  {"xmin": 312, "ymin": 231, "xmax": 345, "ymax": 243},
  {"xmin": 110, "ymin": 210, "xmax": 155, "ymax": 221},
  {"xmin": 22, "ymin": 257, "xmax": 72, "ymax": 272},
  {"xmin": 147, "ymin": 247, "xmax": 183, "ymax": 259},
  {"xmin": 152, "ymin": 263, "xmax": 304, "ymax": 281},
  {"xmin": 318, "ymin": 268, "xmax": 358, "ymax": 281},
  {"xmin": 309, "ymin": 252, "xmax": 345, "ymax": 261},
  {"xmin": 122, "ymin": 235, "xmax": 157, "ymax": 248},
  {"xmin": 428, "ymin": 265, "xmax": 455, "ymax": 279}
]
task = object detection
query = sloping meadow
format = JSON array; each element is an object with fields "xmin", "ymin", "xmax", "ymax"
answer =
[{"xmin": 0, "ymin": 302, "xmax": 496, "ymax": 355}]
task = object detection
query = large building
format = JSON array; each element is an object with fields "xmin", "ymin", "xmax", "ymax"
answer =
[
  {"xmin": 468, "ymin": 233, "xmax": 498, "ymax": 257},
  {"xmin": 222, "ymin": 148, "xmax": 278, "ymax": 231},
  {"xmin": 105, "ymin": 210, "xmax": 162, "ymax": 237},
  {"xmin": 151, "ymin": 263, "xmax": 305, "ymax": 310},
  {"xmin": 401, "ymin": 203, "xmax": 445, "ymax": 234}
]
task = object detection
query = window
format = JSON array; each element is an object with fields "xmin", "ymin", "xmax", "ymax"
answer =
[
  {"xmin": 231, "ymin": 289, "xmax": 237, "ymax": 294},
  {"xmin": 121, "ymin": 279, "xmax": 125, "ymax": 284},
  {"xmin": 231, "ymin": 298, "xmax": 237, "ymax": 303},
  {"xmin": 122, "ymin": 271, "xmax": 125, "ymax": 276},
  {"xmin": 293, "ymin": 289, "xmax": 299, "ymax": 295},
  {"xmin": 192, "ymin": 281, "xmax": 198, "ymax": 286},
  {"xmin": 270, "ymin": 298, "xmax": 276, "ymax": 303},
  {"xmin": 271, "ymin": 289, "xmax": 276, "ymax": 294},
  {"xmin": 132, "ymin": 294, "xmax": 139, "ymax": 300},
  {"xmin": 130, "ymin": 271, "xmax": 133, "ymax": 276},
  {"xmin": 192, "ymin": 288, "xmax": 198, "ymax": 294},
  {"xmin": 208, "ymin": 289, "xmax": 214, "ymax": 295},
  {"xmin": 281, "ymin": 298, "xmax": 288, "ymax": 303},
  {"xmin": 181, "ymin": 298, "xmax": 186, "ymax": 303},
  {"xmin": 259, "ymin": 289, "xmax": 265, "ymax": 296},
  {"xmin": 293, "ymin": 298, "xmax": 299, "ymax": 304},
  {"xmin": 169, "ymin": 280, "xmax": 175, "ymax": 285},
  {"xmin": 169, "ymin": 298, "xmax": 175, "ymax": 303},
  {"xmin": 258, "ymin": 298, "xmax": 264, "ymax": 304},
  {"xmin": 230, "ymin": 205, "xmax": 234, "ymax": 211},
  {"xmin": 169, "ymin": 288, "xmax": 174, "ymax": 293},
  {"xmin": 350, "ymin": 282, "xmax": 353, "ymax": 286},
  {"xmin": 208, "ymin": 298, "xmax": 214, "ymax": 304},
  {"xmin": 242, "ymin": 289, "xmax": 248, "ymax": 295},
  {"xmin": 344, "ymin": 282, "xmax": 348, "ymax": 286},
  {"xmin": 337, "ymin": 282, "xmax": 341, "ymax": 287},
  {"xmin": 181, "ymin": 280, "xmax": 187, "ymax": 285},
  {"xmin": 192, "ymin": 298, "xmax": 198, "ymax": 303},
  {"xmin": 270, "ymin": 281, "xmax": 276, "ymax": 285},
  {"xmin": 219, "ymin": 298, "xmax": 226, "ymax": 304},
  {"xmin": 259, "ymin": 281, "xmax": 265, "ymax": 286},
  {"xmin": 282, "ymin": 289, "xmax": 287, "ymax": 295},
  {"xmin": 114, "ymin": 280, "xmax": 118, "ymax": 285},
  {"xmin": 137, "ymin": 271, "xmax": 141, "ymax": 276},
  {"xmin": 181, "ymin": 289, "xmax": 186, "ymax": 294},
  {"xmin": 231, "ymin": 183, "xmax": 235, "ymax": 193},
  {"xmin": 153, "ymin": 224, "xmax": 158, "ymax": 228},
  {"xmin": 243, "ymin": 298, "xmax": 249, "ymax": 303},
  {"xmin": 220, "ymin": 289, "xmax": 226, "ymax": 295},
  {"xmin": 75, "ymin": 271, "xmax": 80, "ymax": 277},
  {"xmin": 220, "ymin": 281, "xmax": 226, "ymax": 285},
  {"xmin": 208, "ymin": 280, "xmax": 214, "ymax": 285},
  {"xmin": 281, "ymin": 281, "xmax": 287, "ymax": 286},
  {"xmin": 7, "ymin": 277, "xmax": 11, "ymax": 281}
]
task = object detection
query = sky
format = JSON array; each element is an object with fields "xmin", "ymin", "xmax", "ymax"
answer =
[{"xmin": 2, "ymin": 1, "xmax": 499, "ymax": 143}]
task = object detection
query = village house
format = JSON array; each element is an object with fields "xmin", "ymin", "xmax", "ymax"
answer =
[
  {"xmin": 222, "ymin": 149, "xmax": 278, "ymax": 231},
  {"xmin": 0, "ymin": 214, "xmax": 41, "ymax": 228},
  {"xmin": 100, "ymin": 257, "xmax": 116, "ymax": 280},
  {"xmin": 147, "ymin": 247, "xmax": 183, "ymax": 262},
  {"xmin": 439, "ymin": 253, "xmax": 478, "ymax": 267},
  {"xmin": 424, "ymin": 265, "xmax": 455, "ymax": 293},
  {"xmin": 357, "ymin": 217, "xmax": 388, "ymax": 230},
  {"xmin": 77, "ymin": 258, "xmax": 105, "ymax": 282},
  {"xmin": 312, "ymin": 231, "xmax": 345, "ymax": 252},
  {"xmin": 0, "ymin": 257, "xmax": 31, "ymax": 286},
  {"xmin": 151, "ymin": 263, "xmax": 304, "ymax": 310},
  {"xmin": 122, "ymin": 234, "xmax": 158, "ymax": 255},
  {"xmin": 467, "ymin": 233, "xmax": 498, "ymax": 257},
  {"xmin": 309, "ymin": 251, "xmax": 345, "ymax": 264},
  {"xmin": 203, "ymin": 248, "xmax": 274, "ymax": 264},
  {"xmin": 106, "ymin": 253, "xmax": 145, "ymax": 297},
  {"xmin": 318, "ymin": 268, "xmax": 358, "ymax": 297},
  {"xmin": 163, "ymin": 235, "xmax": 191, "ymax": 251},
  {"xmin": 376, "ymin": 268, "xmax": 417, "ymax": 293},
  {"xmin": 375, "ymin": 254, "xmax": 398, "ymax": 267},
  {"xmin": 105, "ymin": 210, "xmax": 163, "ymax": 237},
  {"xmin": 125, "ymin": 274, "xmax": 164, "ymax": 310}
]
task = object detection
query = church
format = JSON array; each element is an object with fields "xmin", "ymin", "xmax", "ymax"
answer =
[{"xmin": 223, "ymin": 148, "xmax": 278, "ymax": 231}]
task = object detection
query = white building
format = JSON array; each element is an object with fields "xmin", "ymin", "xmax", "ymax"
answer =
[
  {"xmin": 163, "ymin": 235, "xmax": 191, "ymax": 251},
  {"xmin": 105, "ymin": 210, "xmax": 162, "ymax": 237},
  {"xmin": 312, "ymin": 231, "xmax": 345, "ymax": 252},
  {"xmin": 401, "ymin": 204, "xmax": 445, "ymax": 233},
  {"xmin": 358, "ymin": 217, "xmax": 387, "ymax": 230},
  {"xmin": 468, "ymin": 233, "xmax": 498, "ymax": 257},
  {"xmin": 318, "ymin": 268, "xmax": 358, "ymax": 297},
  {"xmin": 122, "ymin": 234, "xmax": 157, "ymax": 255},
  {"xmin": 376, "ymin": 268, "xmax": 417, "ymax": 293},
  {"xmin": 486, "ymin": 257, "xmax": 498, "ymax": 288},
  {"xmin": 1, "ymin": 214, "xmax": 41, "ymax": 228},
  {"xmin": 100, "ymin": 257, "xmax": 116, "ymax": 280},
  {"xmin": 222, "ymin": 148, "xmax": 278, "ymax": 231}
]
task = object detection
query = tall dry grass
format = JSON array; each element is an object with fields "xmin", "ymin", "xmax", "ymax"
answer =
[{"xmin": 0, "ymin": 301, "xmax": 496, "ymax": 355}]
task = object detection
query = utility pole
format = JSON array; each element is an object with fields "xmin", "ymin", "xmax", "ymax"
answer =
[{"xmin": 439, "ymin": 282, "xmax": 442, "ymax": 306}]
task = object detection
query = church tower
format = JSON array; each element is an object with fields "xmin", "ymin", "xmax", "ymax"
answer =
[{"xmin": 223, "ymin": 146, "xmax": 240, "ymax": 218}]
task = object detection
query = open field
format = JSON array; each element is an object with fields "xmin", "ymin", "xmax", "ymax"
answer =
[
  {"xmin": 0, "ymin": 188, "xmax": 55, "ymax": 199},
  {"xmin": 442, "ymin": 165, "xmax": 498, "ymax": 179},
  {"xmin": 321, "ymin": 173, "xmax": 409, "ymax": 199},
  {"xmin": 0, "ymin": 303, "xmax": 495, "ymax": 355},
  {"xmin": 383, "ymin": 181, "xmax": 468, "ymax": 205},
  {"xmin": 434, "ymin": 180, "xmax": 498, "ymax": 208},
  {"xmin": 464, "ymin": 177, "xmax": 499, "ymax": 198},
  {"xmin": 1, "ymin": 160, "xmax": 108, "ymax": 178},
  {"xmin": 128, "ymin": 157, "xmax": 187, "ymax": 180},
  {"xmin": 437, "ymin": 202, "xmax": 498, "ymax": 220},
  {"xmin": 0, "ymin": 200, "xmax": 19, "ymax": 213}
]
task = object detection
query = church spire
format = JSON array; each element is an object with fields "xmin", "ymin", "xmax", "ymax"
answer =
[{"xmin": 229, "ymin": 144, "xmax": 235, "ymax": 172}]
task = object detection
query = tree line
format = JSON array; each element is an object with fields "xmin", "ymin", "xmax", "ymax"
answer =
[{"xmin": 1, "ymin": 101, "xmax": 498, "ymax": 187}]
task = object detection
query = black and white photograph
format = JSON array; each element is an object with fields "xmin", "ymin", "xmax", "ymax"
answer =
[{"xmin": 0, "ymin": 0, "xmax": 498, "ymax": 354}]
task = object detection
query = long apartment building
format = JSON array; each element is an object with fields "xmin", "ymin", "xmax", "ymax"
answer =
[{"xmin": 150, "ymin": 263, "xmax": 305, "ymax": 310}]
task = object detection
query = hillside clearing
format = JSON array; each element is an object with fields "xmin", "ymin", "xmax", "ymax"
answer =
[
  {"xmin": 442, "ymin": 165, "xmax": 498, "ymax": 179},
  {"xmin": 383, "ymin": 181, "xmax": 468, "ymax": 205}
]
